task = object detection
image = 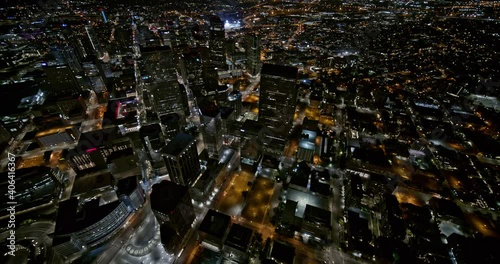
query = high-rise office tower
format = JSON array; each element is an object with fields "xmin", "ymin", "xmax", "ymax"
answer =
[
  {"xmin": 208, "ymin": 16, "xmax": 227, "ymax": 70},
  {"xmin": 181, "ymin": 50, "xmax": 205, "ymax": 97},
  {"xmin": 245, "ymin": 33, "xmax": 261, "ymax": 76},
  {"xmin": 150, "ymin": 180, "xmax": 195, "ymax": 243},
  {"xmin": 140, "ymin": 124, "xmax": 165, "ymax": 160},
  {"xmin": 259, "ymin": 64, "xmax": 298, "ymax": 131},
  {"xmin": 146, "ymin": 81, "xmax": 189, "ymax": 118},
  {"xmin": 161, "ymin": 133, "xmax": 200, "ymax": 186},
  {"xmin": 202, "ymin": 66, "xmax": 220, "ymax": 96},
  {"xmin": 160, "ymin": 113, "xmax": 182, "ymax": 142},
  {"xmin": 258, "ymin": 64, "xmax": 298, "ymax": 156},
  {"xmin": 228, "ymin": 90, "xmax": 242, "ymax": 117},
  {"xmin": 141, "ymin": 47, "xmax": 189, "ymax": 119},
  {"xmin": 199, "ymin": 100, "xmax": 223, "ymax": 158}
]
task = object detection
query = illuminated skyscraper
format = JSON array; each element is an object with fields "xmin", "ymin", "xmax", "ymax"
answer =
[
  {"xmin": 199, "ymin": 100, "xmax": 222, "ymax": 158},
  {"xmin": 258, "ymin": 64, "xmax": 298, "ymax": 156},
  {"xmin": 161, "ymin": 133, "xmax": 200, "ymax": 186},
  {"xmin": 208, "ymin": 16, "xmax": 227, "ymax": 70},
  {"xmin": 245, "ymin": 33, "xmax": 261, "ymax": 76},
  {"xmin": 181, "ymin": 50, "xmax": 205, "ymax": 97},
  {"xmin": 228, "ymin": 90, "xmax": 242, "ymax": 117},
  {"xmin": 141, "ymin": 46, "xmax": 189, "ymax": 119},
  {"xmin": 259, "ymin": 63, "xmax": 298, "ymax": 131},
  {"xmin": 151, "ymin": 180, "xmax": 195, "ymax": 256}
]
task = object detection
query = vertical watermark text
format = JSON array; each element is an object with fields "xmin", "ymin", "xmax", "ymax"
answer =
[{"xmin": 6, "ymin": 152, "xmax": 16, "ymax": 256}]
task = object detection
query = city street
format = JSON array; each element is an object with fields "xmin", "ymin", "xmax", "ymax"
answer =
[{"xmin": 93, "ymin": 201, "xmax": 154, "ymax": 264}]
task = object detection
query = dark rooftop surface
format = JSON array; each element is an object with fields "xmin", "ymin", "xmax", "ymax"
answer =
[
  {"xmin": 428, "ymin": 197, "xmax": 464, "ymax": 219},
  {"xmin": 161, "ymin": 133, "xmax": 194, "ymax": 156},
  {"xmin": 160, "ymin": 113, "xmax": 180, "ymax": 125},
  {"xmin": 71, "ymin": 172, "xmax": 114, "ymax": 196},
  {"xmin": 106, "ymin": 148, "xmax": 135, "ymax": 164},
  {"xmin": 304, "ymin": 204, "xmax": 331, "ymax": 228},
  {"xmin": 160, "ymin": 224, "xmax": 179, "ymax": 244},
  {"xmin": 198, "ymin": 209, "xmax": 231, "ymax": 238},
  {"xmin": 150, "ymin": 180, "xmax": 188, "ymax": 214},
  {"xmin": 116, "ymin": 175, "xmax": 139, "ymax": 196},
  {"xmin": 302, "ymin": 118, "xmax": 319, "ymax": 131},
  {"xmin": 139, "ymin": 123, "xmax": 162, "ymax": 138},
  {"xmin": 198, "ymin": 100, "xmax": 220, "ymax": 118},
  {"xmin": 241, "ymin": 120, "xmax": 264, "ymax": 136},
  {"xmin": 290, "ymin": 173, "xmax": 308, "ymax": 189},
  {"xmin": 261, "ymin": 63, "xmax": 298, "ymax": 80},
  {"xmin": 77, "ymin": 126, "xmax": 121, "ymax": 152},
  {"xmin": 219, "ymin": 106, "xmax": 234, "ymax": 119},
  {"xmin": 270, "ymin": 241, "xmax": 295, "ymax": 264},
  {"xmin": 282, "ymin": 200, "xmax": 298, "ymax": 224},
  {"xmin": 224, "ymin": 224, "xmax": 253, "ymax": 251},
  {"xmin": 241, "ymin": 139, "xmax": 260, "ymax": 160},
  {"xmin": 310, "ymin": 176, "xmax": 330, "ymax": 196}
]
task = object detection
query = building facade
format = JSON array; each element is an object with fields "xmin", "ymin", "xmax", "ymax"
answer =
[
  {"xmin": 141, "ymin": 46, "xmax": 189, "ymax": 119},
  {"xmin": 258, "ymin": 64, "xmax": 298, "ymax": 156},
  {"xmin": 245, "ymin": 33, "xmax": 261, "ymax": 76},
  {"xmin": 151, "ymin": 180, "xmax": 195, "ymax": 238},
  {"xmin": 209, "ymin": 16, "xmax": 227, "ymax": 70},
  {"xmin": 162, "ymin": 133, "xmax": 200, "ymax": 186}
]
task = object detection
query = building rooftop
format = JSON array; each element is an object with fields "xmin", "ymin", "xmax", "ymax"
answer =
[
  {"xmin": 77, "ymin": 126, "xmax": 122, "ymax": 152},
  {"xmin": 310, "ymin": 176, "xmax": 330, "ymax": 197},
  {"xmin": 303, "ymin": 204, "xmax": 331, "ymax": 228},
  {"xmin": 198, "ymin": 209, "xmax": 231, "ymax": 238},
  {"xmin": 161, "ymin": 133, "xmax": 194, "ymax": 156},
  {"xmin": 71, "ymin": 172, "xmax": 114, "ymax": 197},
  {"xmin": 199, "ymin": 100, "xmax": 220, "ymax": 118},
  {"xmin": 150, "ymin": 180, "xmax": 188, "ymax": 215},
  {"xmin": 116, "ymin": 175, "xmax": 139, "ymax": 196},
  {"xmin": 139, "ymin": 123, "xmax": 162, "ymax": 138},
  {"xmin": 302, "ymin": 118, "xmax": 319, "ymax": 131},
  {"xmin": 269, "ymin": 241, "xmax": 295, "ymax": 264},
  {"xmin": 224, "ymin": 224, "xmax": 253, "ymax": 252},
  {"xmin": 35, "ymin": 125, "xmax": 75, "ymax": 138},
  {"xmin": 240, "ymin": 120, "xmax": 264, "ymax": 136},
  {"xmin": 282, "ymin": 199, "xmax": 298, "ymax": 224},
  {"xmin": 160, "ymin": 223, "xmax": 180, "ymax": 245},
  {"xmin": 298, "ymin": 129, "xmax": 316, "ymax": 150},
  {"xmin": 159, "ymin": 113, "xmax": 180, "ymax": 126},
  {"xmin": 261, "ymin": 63, "xmax": 298, "ymax": 80},
  {"xmin": 219, "ymin": 106, "xmax": 234, "ymax": 120}
]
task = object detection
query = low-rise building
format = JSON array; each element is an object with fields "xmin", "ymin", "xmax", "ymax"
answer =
[
  {"xmin": 198, "ymin": 209, "xmax": 231, "ymax": 252},
  {"xmin": 223, "ymin": 224, "xmax": 254, "ymax": 263}
]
